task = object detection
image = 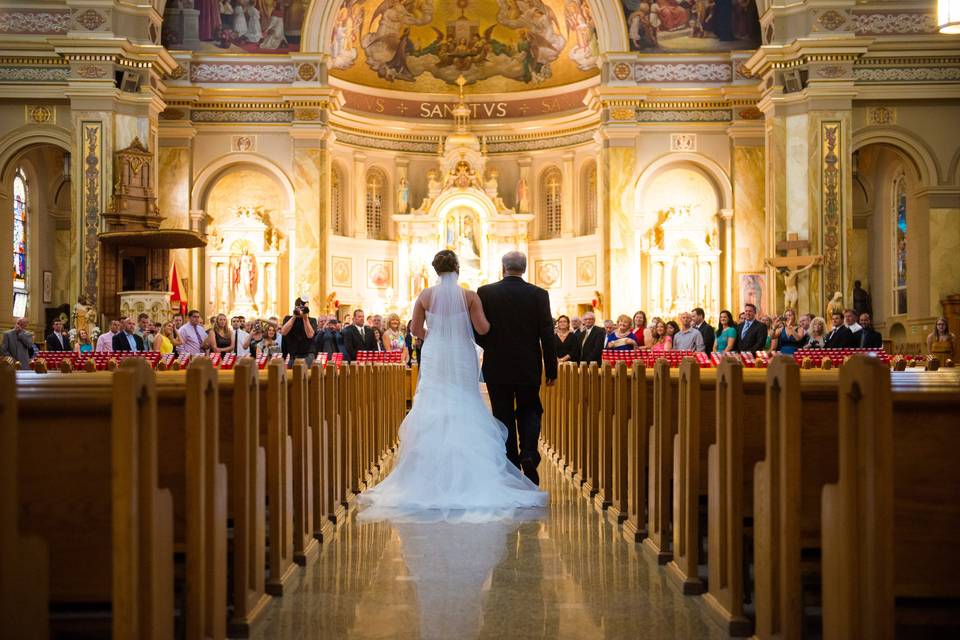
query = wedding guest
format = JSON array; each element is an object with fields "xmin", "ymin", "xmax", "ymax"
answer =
[
  {"xmin": 257, "ymin": 323, "xmax": 281, "ymax": 357},
  {"xmin": 858, "ymin": 313, "xmax": 883, "ymax": 349},
  {"xmin": 383, "ymin": 313, "xmax": 405, "ymax": 352},
  {"xmin": 157, "ymin": 321, "xmax": 180, "ymax": 355},
  {"xmin": 317, "ymin": 318, "xmax": 344, "ymax": 359},
  {"xmin": 279, "ymin": 298, "xmax": 317, "ymax": 365},
  {"xmin": 179, "ymin": 310, "xmax": 209, "ymax": 355},
  {"xmin": 573, "ymin": 311, "xmax": 604, "ymax": 364},
  {"xmin": 691, "ymin": 307, "xmax": 715, "ymax": 352},
  {"xmin": 172, "ymin": 313, "xmax": 184, "ymax": 330},
  {"xmin": 570, "ymin": 316, "xmax": 582, "ymax": 336},
  {"xmin": 370, "ymin": 328, "xmax": 385, "ymax": 352},
  {"xmin": 734, "ymin": 303, "xmax": 767, "ymax": 353},
  {"xmin": 843, "ymin": 309, "xmax": 863, "ymax": 346},
  {"xmin": 673, "ymin": 312, "xmax": 705, "ymax": 352},
  {"xmin": 824, "ymin": 312, "xmax": 853, "ymax": 349},
  {"xmin": 553, "ymin": 315, "xmax": 577, "ymax": 362},
  {"xmin": 343, "ymin": 308, "xmax": 375, "ymax": 361},
  {"xmin": 112, "ymin": 317, "xmax": 145, "ymax": 352},
  {"xmin": 74, "ymin": 329, "xmax": 94, "ymax": 354},
  {"xmin": 1, "ymin": 317, "xmax": 34, "ymax": 369},
  {"xmin": 267, "ymin": 315, "xmax": 282, "ymax": 352},
  {"xmin": 232, "ymin": 315, "xmax": 250, "ymax": 356},
  {"xmin": 714, "ymin": 310, "xmax": 737, "ymax": 352},
  {"xmin": 45, "ymin": 318, "xmax": 71, "ymax": 351},
  {"xmin": 207, "ymin": 313, "xmax": 234, "ymax": 354},
  {"xmin": 927, "ymin": 316, "xmax": 955, "ymax": 358},
  {"xmin": 759, "ymin": 315, "xmax": 774, "ymax": 351},
  {"xmin": 96, "ymin": 319, "xmax": 120, "ymax": 352},
  {"xmin": 649, "ymin": 320, "xmax": 671, "ymax": 352},
  {"xmin": 771, "ymin": 308, "xmax": 803, "ymax": 354},
  {"xmin": 632, "ymin": 310, "xmax": 648, "ymax": 347},
  {"xmin": 802, "ymin": 316, "xmax": 828, "ymax": 349},
  {"xmin": 405, "ymin": 319, "xmax": 421, "ymax": 365},
  {"xmin": 603, "ymin": 319, "xmax": 615, "ymax": 336},
  {"xmin": 797, "ymin": 313, "xmax": 814, "ymax": 348},
  {"xmin": 605, "ymin": 315, "xmax": 638, "ymax": 351}
]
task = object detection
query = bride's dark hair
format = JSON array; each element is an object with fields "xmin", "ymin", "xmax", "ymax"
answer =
[{"xmin": 432, "ymin": 250, "xmax": 459, "ymax": 275}]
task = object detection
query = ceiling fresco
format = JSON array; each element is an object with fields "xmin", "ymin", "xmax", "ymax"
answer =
[
  {"xmin": 621, "ymin": 0, "xmax": 760, "ymax": 52},
  {"xmin": 328, "ymin": 0, "xmax": 600, "ymax": 93}
]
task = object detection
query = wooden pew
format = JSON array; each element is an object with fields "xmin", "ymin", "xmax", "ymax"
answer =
[
  {"xmin": 154, "ymin": 359, "xmax": 228, "ymax": 640},
  {"xmin": 607, "ymin": 362, "xmax": 630, "ymax": 524},
  {"xmin": 308, "ymin": 362, "xmax": 335, "ymax": 541},
  {"xmin": 644, "ymin": 359, "xmax": 674, "ymax": 563},
  {"xmin": 580, "ymin": 362, "xmax": 600, "ymax": 499},
  {"xmin": 822, "ymin": 358, "xmax": 960, "ymax": 639},
  {"xmin": 14, "ymin": 359, "xmax": 175, "ymax": 639},
  {"xmin": 622, "ymin": 361, "xmax": 650, "ymax": 543},
  {"xmin": 0, "ymin": 362, "xmax": 49, "ymax": 640},
  {"xmin": 595, "ymin": 362, "xmax": 614, "ymax": 511},
  {"xmin": 259, "ymin": 359, "xmax": 295, "ymax": 596},
  {"xmin": 338, "ymin": 363, "xmax": 356, "ymax": 506},
  {"xmin": 325, "ymin": 363, "xmax": 348, "ymax": 522},
  {"xmin": 216, "ymin": 358, "xmax": 269, "ymax": 637},
  {"xmin": 288, "ymin": 360, "xmax": 318, "ymax": 566}
]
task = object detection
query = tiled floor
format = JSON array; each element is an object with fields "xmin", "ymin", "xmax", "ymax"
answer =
[{"xmin": 250, "ymin": 460, "xmax": 727, "ymax": 639}]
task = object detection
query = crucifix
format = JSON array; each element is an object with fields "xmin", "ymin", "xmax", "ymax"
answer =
[{"xmin": 765, "ymin": 233, "xmax": 822, "ymax": 311}]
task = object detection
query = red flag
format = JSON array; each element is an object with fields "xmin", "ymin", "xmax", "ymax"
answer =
[{"xmin": 170, "ymin": 262, "xmax": 187, "ymax": 315}]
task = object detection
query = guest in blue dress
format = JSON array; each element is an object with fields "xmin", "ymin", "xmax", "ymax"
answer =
[
  {"xmin": 604, "ymin": 315, "xmax": 639, "ymax": 351},
  {"xmin": 714, "ymin": 310, "xmax": 737, "ymax": 352},
  {"xmin": 771, "ymin": 308, "xmax": 803, "ymax": 354}
]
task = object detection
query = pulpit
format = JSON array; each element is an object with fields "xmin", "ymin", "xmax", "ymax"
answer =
[{"xmin": 119, "ymin": 291, "xmax": 174, "ymax": 325}]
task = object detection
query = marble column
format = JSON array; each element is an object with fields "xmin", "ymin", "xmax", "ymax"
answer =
[
  {"xmin": 353, "ymin": 151, "xmax": 367, "ymax": 239},
  {"xmin": 292, "ymin": 141, "xmax": 323, "ymax": 306},
  {"xmin": 561, "ymin": 151, "xmax": 575, "ymax": 239},
  {"xmin": 597, "ymin": 127, "xmax": 637, "ymax": 318}
]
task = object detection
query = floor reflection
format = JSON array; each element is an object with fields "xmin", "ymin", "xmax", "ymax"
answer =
[{"xmin": 250, "ymin": 462, "xmax": 726, "ymax": 640}]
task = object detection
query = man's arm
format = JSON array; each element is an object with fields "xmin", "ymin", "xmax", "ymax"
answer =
[
  {"xmin": 301, "ymin": 316, "xmax": 316, "ymax": 339},
  {"xmin": 278, "ymin": 315, "xmax": 297, "ymax": 336},
  {"xmin": 537, "ymin": 289, "xmax": 558, "ymax": 382}
]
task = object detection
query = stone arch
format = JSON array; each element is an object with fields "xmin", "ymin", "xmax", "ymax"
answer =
[
  {"xmin": 633, "ymin": 152, "xmax": 733, "ymax": 215},
  {"xmin": 302, "ymin": 0, "xmax": 628, "ymax": 58},
  {"xmin": 191, "ymin": 153, "xmax": 295, "ymax": 216},
  {"xmin": 852, "ymin": 126, "xmax": 941, "ymax": 187},
  {"xmin": 0, "ymin": 125, "xmax": 72, "ymax": 184}
]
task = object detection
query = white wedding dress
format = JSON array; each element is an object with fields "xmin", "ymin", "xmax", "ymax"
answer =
[{"xmin": 357, "ymin": 272, "xmax": 548, "ymax": 523}]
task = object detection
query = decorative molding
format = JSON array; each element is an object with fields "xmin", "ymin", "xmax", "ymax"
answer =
[
  {"xmin": 81, "ymin": 121, "xmax": 102, "ymax": 306},
  {"xmin": 334, "ymin": 131, "xmax": 451, "ymax": 154},
  {"xmin": 635, "ymin": 109, "xmax": 732, "ymax": 123},
  {"xmin": 635, "ymin": 62, "xmax": 732, "ymax": 83},
  {"xmin": 159, "ymin": 108, "xmax": 188, "ymax": 120},
  {"xmin": 0, "ymin": 66, "xmax": 69, "ymax": 82},
  {"xmin": 734, "ymin": 61, "xmax": 757, "ymax": 80},
  {"xmin": 293, "ymin": 107, "xmax": 322, "ymax": 121},
  {"xmin": 816, "ymin": 65, "xmax": 848, "ymax": 79},
  {"xmin": 487, "ymin": 129, "xmax": 597, "ymax": 153},
  {"xmin": 0, "ymin": 9, "xmax": 70, "ymax": 35},
  {"xmin": 851, "ymin": 10, "xmax": 938, "ymax": 35},
  {"xmin": 296, "ymin": 63, "xmax": 317, "ymax": 82},
  {"xmin": 612, "ymin": 62, "xmax": 632, "ymax": 81},
  {"xmin": 670, "ymin": 133, "xmax": 697, "ymax": 152},
  {"xmin": 190, "ymin": 109, "xmax": 293, "ymax": 123},
  {"xmin": 867, "ymin": 106, "xmax": 897, "ymax": 126},
  {"xmin": 189, "ymin": 63, "xmax": 297, "ymax": 84},
  {"xmin": 231, "ymin": 135, "xmax": 257, "ymax": 152},
  {"xmin": 76, "ymin": 64, "xmax": 108, "ymax": 79},
  {"xmin": 26, "ymin": 105, "xmax": 55, "ymax": 124},
  {"xmin": 72, "ymin": 8, "xmax": 107, "ymax": 31},
  {"xmin": 737, "ymin": 106, "xmax": 763, "ymax": 120},
  {"xmin": 609, "ymin": 107, "xmax": 636, "ymax": 121},
  {"xmin": 854, "ymin": 66, "xmax": 960, "ymax": 82},
  {"xmin": 821, "ymin": 121, "xmax": 843, "ymax": 302},
  {"xmin": 815, "ymin": 9, "xmax": 849, "ymax": 32}
]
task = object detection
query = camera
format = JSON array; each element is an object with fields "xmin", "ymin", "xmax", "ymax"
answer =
[{"xmin": 293, "ymin": 296, "xmax": 310, "ymax": 316}]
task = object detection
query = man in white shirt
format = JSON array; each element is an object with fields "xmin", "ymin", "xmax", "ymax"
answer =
[
  {"xmin": 178, "ymin": 309, "xmax": 208, "ymax": 354},
  {"xmin": 232, "ymin": 315, "xmax": 250, "ymax": 356},
  {"xmin": 96, "ymin": 319, "xmax": 120, "ymax": 352},
  {"xmin": 673, "ymin": 312, "xmax": 706, "ymax": 352},
  {"xmin": 843, "ymin": 308, "xmax": 863, "ymax": 338}
]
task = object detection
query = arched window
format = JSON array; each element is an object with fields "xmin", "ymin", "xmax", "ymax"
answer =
[
  {"xmin": 893, "ymin": 170, "xmax": 907, "ymax": 315},
  {"xmin": 331, "ymin": 164, "xmax": 344, "ymax": 235},
  {"xmin": 12, "ymin": 167, "xmax": 28, "ymax": 314},
  {"xmin": 540, "ymin": 167, "xmax": 562, "ymax": 239},
  {"xmin": 365, "ymin": 168, "xmax": 385, "ymax": 238},
  {"xmin": 581, "ymin": 162, "xmax": 597, "ymax": 235}
]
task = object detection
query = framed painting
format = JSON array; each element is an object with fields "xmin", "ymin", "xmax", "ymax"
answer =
[
  {"xmin": 737, "ymin": 272, "xmax": 766, "ymax": 317},
  {"xmin": 576, "ymin": 255, "xmax": 596, "ymax": 288},
  {"xmin": 535, "ymin": 259, "xmax": 562, "ymax": 289},
  {"xmin": 332, "ymin": 256, "xmax": 352, "ymax": 288},
  {"xmin": 367, "ymin": 259, "xmax": 393, "ymax": 290},
  {"xmin": 42, "ymin": 270, "xmax": 53, "ymax": 303}
]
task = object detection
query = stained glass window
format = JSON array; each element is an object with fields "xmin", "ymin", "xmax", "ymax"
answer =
[
  {"xmin": 13, "ymin": 167, "xmax": 27, "ymax": 293},
  {"xmin": 893, "ymin": 172, "xmax": 907, "ymax": 315},
  {"xmin": 365, "ymin": 169, "xmax": 384, "ymax": 238},
  {"xmin": 542, "ymin": 167, "xmax": 562, "ymax": 239}
]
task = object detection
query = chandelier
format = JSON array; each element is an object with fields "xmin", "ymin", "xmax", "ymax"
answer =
[{"xmin": 940, "ymin": 0, "xmax": 960, "ymax": 33}]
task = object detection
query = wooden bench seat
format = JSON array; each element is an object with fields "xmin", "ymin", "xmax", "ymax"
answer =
[{"xmin": 13, "ymin": 359, "xmax": 175, "ymax": 639}]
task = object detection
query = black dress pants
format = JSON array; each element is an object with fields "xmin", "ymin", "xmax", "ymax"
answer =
[{"xmin": 486, "ymin": 383, "xmax": 543, "ymax": 473}]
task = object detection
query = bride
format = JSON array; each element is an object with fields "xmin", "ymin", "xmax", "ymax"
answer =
[{"xmin": 358, "ymin": 250, "xmax": 548, "ymax": 521}]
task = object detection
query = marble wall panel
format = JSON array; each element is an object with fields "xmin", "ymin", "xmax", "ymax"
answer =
[
  {"xmin": 929, "ymin": 208, "xmax": 960, "ymax": 310},
  {"xmin": 606, "ymin": 145, "xmax": 637, "ymax": 315},
  {"xmin": 293, "ymin": 148, "xmax": 322, "ymax": 304},
  {"xmin": 158, "ymin": 147, "xmax": 190, "ymax": 229},
  {"xmin": 205, "ymin": 167, "xmax": 288, "ymax": 227},
  {"xmin": 733, "ymin": 145, "xmax": 765, "ymax": 273}
]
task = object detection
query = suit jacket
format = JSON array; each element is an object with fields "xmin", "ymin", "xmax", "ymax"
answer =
[
  {"xmin": 2, "ymin": 328, "xmax": 35, "ymax": 369},
  {"xmin": 112, "ymin": 331, "xmax": 145, "ymax": 352},
  {"xmin": 859, "ymin": 328, "xmax": 883, "ymax": 349},
  {"xmin": 45, "ymin": 332, "xmax": 71, "ymax": 351},
  {"xmin": 696, "ymin": 322, "xmax": 716, "ymax": 354},
  {"xmin": 341, "ymin": 324, "xmax": 375, "ymax": 361},
  {"xmin": 476, "ymin": 276, "xmax": 557, "ymax": 386},
  {"xmin": 572, "ymin": 325, "xmax": 604, "ymax": 365},
  {"xmin": 824, "ymin": 325, "xmax": 853, "ymax": 349},
  {"xmin": 734, "ymin": 320, "xmax": 767, "ymax": 353}
]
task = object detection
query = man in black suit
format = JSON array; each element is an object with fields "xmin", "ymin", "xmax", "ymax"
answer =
[
  {"xmin": 572, "ymin": 311, "xmax": 604, "ymax": 365},
  {"xmin": 824, "ymin": 312, "xmax": 854, "ymax": 349},
  {"xmin": 112, "ymin": 316, "xmax": 145, "ymax": 351},
  {"xmin": 45, "ymin": 319, "xmax": 71, "ymax": 351},
  {"xmin": 692, "ymin": 307, "xmax": 716, "ymax": 353},
  {"xmin": 734, "ymin": 303, "xmax": 767, "ymax": 353},
  {"xmin": 341, "ymin": 308, "xmax": 376, "ymax": 361},
  {"xmin": 858, "ymin": 313, "xmax": 883, "ymax": 349},
  {"xmin": 476, "ymin": 251, "xmax": 557, "ymax": 485}
]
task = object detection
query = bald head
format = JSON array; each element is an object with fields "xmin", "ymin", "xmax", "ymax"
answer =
[{"xmin": 502, "ymin": 251, "xmax": 527, "ymax": 275}]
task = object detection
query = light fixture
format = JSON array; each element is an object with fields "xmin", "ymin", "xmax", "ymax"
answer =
[{"xmin": 939, "ymin": 0, "xmax": 960, "ymax": 34}]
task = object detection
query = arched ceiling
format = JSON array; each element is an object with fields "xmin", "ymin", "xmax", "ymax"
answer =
[{"xmin": 324, "ymin": 0, "xmax": 602, "ymax": 95}]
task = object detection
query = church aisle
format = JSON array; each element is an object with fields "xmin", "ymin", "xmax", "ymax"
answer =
[{"xmin": 249, "ymin": 460, "xmax": 726, "ymax": 640}]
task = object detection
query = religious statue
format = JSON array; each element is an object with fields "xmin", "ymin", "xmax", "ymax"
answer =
[
  {"xmin": 675, "ymin": 255, "xmax": 694, "ymax": 300},
  {"xmin": 853, "ymin": 280, "xmax": 872, "ymax": 316},
  {"xmin": 230, "ymin": 247, "xmax": 258, "ymax": 309},
  {"xmin": 766, "ymin": 256, "xmax": 821, "ymax": 311},
  {"xmin": 427, "ymin": 169, "xmax": 442, "ymax": 197},
  {"xmin": 484, "ymin": 169, "xmax": 499, "ymax": 196},
  {"xmin": 72, "ymin": 296, "xmax": 91, "ymax": 336},
  {"xmin": 458, "ymin": 216, "xmax": 481, "ymax": 269},
  {"xmin": 517, "ymin": 176, "xmax": 530, "ymax": 212},
  {"xmin": 397, "ymin": 176, "xmax": 410, "ymax": 213},
  {"xmin": 826, "ymin": 291, "xmax": 844, "ymax": 318}
]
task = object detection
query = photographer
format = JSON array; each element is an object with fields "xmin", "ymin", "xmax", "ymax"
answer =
[
  {"xmin": 316, "ymin": 317, "xmax": 345, "ymax": 360},
  {"xmin": 278, "ymin": 297, "xmax": 317, "ymax": 366}
]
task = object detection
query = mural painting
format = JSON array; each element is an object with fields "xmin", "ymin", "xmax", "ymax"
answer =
[
  {"xmin": 621, "ymin": 0, "xmax": 760, "ymax": 52},
  {"xmin": 162, "ymin": 0, "xmax": 307, "ymax": 53}
]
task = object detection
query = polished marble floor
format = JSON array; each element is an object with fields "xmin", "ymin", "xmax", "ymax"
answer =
[{"xmin": 250, "ymin": 459, "xmax": 727, "ymax": 639}]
